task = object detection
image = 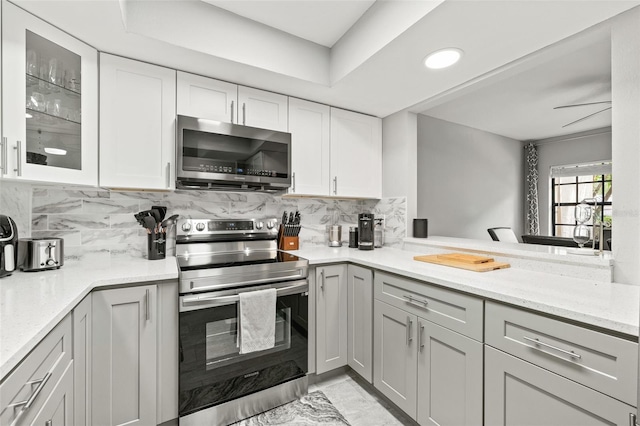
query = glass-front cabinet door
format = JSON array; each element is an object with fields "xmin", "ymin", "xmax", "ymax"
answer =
[{"xmin": 1, "ymin": 1, "xmax": 97, "ymax": 185}]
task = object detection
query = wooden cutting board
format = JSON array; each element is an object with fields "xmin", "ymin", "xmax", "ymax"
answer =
[
  {"xmin": 414, "ymin": 253, "xmax": 510, "ymax": 272},
  {"xmin": 436, "ymin": 253, "xmax": 494, "ymax": 264}
]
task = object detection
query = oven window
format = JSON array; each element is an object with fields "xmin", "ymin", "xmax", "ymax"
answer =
[
  {"xmin": 179, "ymin": 293, "xmax": 307, "ymax": 417},
  {"xmin": 205, "ymin": 307, "xmax": 291, "ymax": 370}
]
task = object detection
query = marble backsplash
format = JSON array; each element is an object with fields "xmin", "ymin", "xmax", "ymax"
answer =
[{"xmin": 0, "ymin": 181, "xmax": 406, "ymax": 259}]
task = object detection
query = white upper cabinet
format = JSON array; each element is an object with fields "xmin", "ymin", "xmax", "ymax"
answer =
[
  {"xmin": 1, "ymin": 1, "xmax": 98, "ymax": 185},
  {"xmin": 238, "ymin": 86, "xmax": 288, "ymax": 132},
  {"xmin": 330, "ymin": 107, "xmax": 382, "ymax": 199},
  {"xmin": 288, "ymin": 98, "xmax": 331, "ymax": 195},
  {"xmin": 99, "ymin": 54, "xmax": 176, "ymax": 190},
  {"xmin": 177, "ymin": 72, "xmax": 288, "ymax": 132},
  {"xmin": 176, "ymin": 71, "xmax": 237, "ymax": 123}
]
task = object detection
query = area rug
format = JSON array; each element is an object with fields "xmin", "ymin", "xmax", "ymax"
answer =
[{"xmin": 231, "ymin": 391, "xmax": 351, "ymax": 425}]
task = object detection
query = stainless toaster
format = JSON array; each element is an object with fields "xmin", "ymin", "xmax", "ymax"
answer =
[{"xmin": 17, "ymin": 238, "xmax": 64, "ymax": 271}]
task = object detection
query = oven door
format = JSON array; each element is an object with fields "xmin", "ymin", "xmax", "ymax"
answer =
[{"xmin": 178, "ymin": 280, "xmax": 308, "ymax": 418}]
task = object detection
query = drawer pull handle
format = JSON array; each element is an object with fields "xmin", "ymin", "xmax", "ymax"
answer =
[
  {"xmin": 403, "ymin": 294, "xmax": 428, "ymax": 308},
  {"xmin": 523, "ymin": 336, "xmax": 582, "ymax": 359},
  {"xmin": 8, "ymin": 371, "xmax": 52, "ymax": 412}
]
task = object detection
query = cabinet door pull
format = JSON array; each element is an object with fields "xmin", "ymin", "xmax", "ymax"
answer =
[
  {"xmin": 523, "ymin": 336, "xmax": 581, "ymax": 359},
  {"xmin": 7, "ymin": 371, "xmax": 52, "ymax": 412},
  {"xmin": 403, "ymin": 294, "xmax": 428, "ymax": 308},
  {"xmin": 320, "ymin": 270, "xmax": 325, "ymax": 292},
  {"xmin": 418, "ymin": 321, "xmax": 425, "ymax": 352},
  {"xmin": 145, "ymin": 289, "xmax": 150, "ymax": 321},
  {"xmin": 292, "ymin": 172, "xmax": 296, "ymax": 193},
  {"xmin": 333, "ymin": 176, "xmax": 337, "ymax": 195},
  {"xmin": 166, "ymin": 162, "xmax": 171, "ymax": 188},
  {"xmin": 242, "ymin": 102, "xmax": 246, "ymax": 125},
  {"xmin": 231, "ymin": 100, "xmax": 235, "ymax": 123},
  {"xmin": 45, "ymin": 420, "xmax": 53, "ymax": 426},
  {"xmin": 1, "ymin": 137, "xmax": 6, "ymax": 174},
  {"xmin": 14, "ymin": 141, "xmax": 22, "ymax": 176},
  {"xmin": 629, "ymin": 413, "xmax": 638, "ymax": 426},
  {"xmin": 406, "ymin": 316, "xmax": 413, "ymax": 346}
]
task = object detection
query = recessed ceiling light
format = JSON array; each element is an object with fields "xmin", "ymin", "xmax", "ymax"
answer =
[
  {"xmin": 44, "ymin": 147, "xmax": 67, "ymax": 156},
  {"xmin": 424, "ymin": 48, "xmax": 463, "ymax": 69}
]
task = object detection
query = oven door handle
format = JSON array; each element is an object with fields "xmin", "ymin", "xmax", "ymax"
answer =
[{"xmin": 181, "ymin": 281, "xmax": 309, "ymax": 309}]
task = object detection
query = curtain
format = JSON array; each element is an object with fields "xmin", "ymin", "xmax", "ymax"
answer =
[{"xmin": 525, "ymin": 142, "xmax": 540, "ymax": 235}]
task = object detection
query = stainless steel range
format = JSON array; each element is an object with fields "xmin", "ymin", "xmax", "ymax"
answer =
[{"xmin": 176, "ymin": 217, "xmax": 309, "ymax": 426}]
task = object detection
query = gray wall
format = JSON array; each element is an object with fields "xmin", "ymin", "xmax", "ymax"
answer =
[
  {"xmin": 536, "ymin": 129, "xmax": 612, "ymax": 235},
  {"xmin": 417, "ymin": 115, "xmax": 525, "ymax": 240}
]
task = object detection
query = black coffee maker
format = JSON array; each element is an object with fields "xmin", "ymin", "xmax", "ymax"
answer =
[
  {"xmin": 358, "ymin": 213, "xmax": 374, "ymax": 250},
  {"xmin": 0, "ymin": 215, "xmax": 18, "ymax": 277}
]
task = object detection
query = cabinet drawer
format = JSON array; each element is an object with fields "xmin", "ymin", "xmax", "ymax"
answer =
[
  {"xmin": 485, "ymin": 302, "xmax": 637, "ymax": 406},
  {"xmin": 0, "ymin": 315, "xmax": 73, "ymax": 426},
  {"xmin": 374, "ymin": 271, "xmax": 483, "ymax": 341},
  {"xmin": 485, "ymin": 346, "xmax": 635, "ymax": 426}
]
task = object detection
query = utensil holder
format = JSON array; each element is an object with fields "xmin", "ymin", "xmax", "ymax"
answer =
[{"xmin": 147, "ymin": 233, "xmax": 166, "ymax": 260}]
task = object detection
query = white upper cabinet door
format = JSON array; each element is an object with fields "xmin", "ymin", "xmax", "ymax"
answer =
[
  {"xmin": 1, "ymin": 1, "xmax": 98, "ymax": 185},
  {"xmin": 99, "ymin": 54, "xmax": 176, "ymax": 190},
  {"xmin": 176, "ymin": 71, "xmax": 238, "ymax": 123},
  {"xmin": 330, "ymin": 108, "xmax": 382, "ymax": 198},
  {"xmin": 238, "ymin": 86, "xmax": 288, "ymax": 132},
  {"xmin": 287, "ymin": 98, "xmax": 331, "ymax": 196}
]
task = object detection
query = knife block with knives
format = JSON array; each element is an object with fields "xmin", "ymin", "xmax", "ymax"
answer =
[{"xmin": 278, "ymin": 210, "xmax": 301, "ymax": 250}]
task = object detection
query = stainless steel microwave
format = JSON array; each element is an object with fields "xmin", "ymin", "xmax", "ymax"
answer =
[{"xmin": 176, "ymin": 115, "xmax": 291, "ymax": 191}]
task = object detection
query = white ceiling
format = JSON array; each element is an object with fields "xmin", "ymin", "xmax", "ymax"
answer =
[
  {"xmin": 420, "ymin": 34, "xmax": 613, "ymax": 141},
  {"xmin": 11, "ymin": 0, "xmax": 640, "ymax": 135},
  {"xmin": 202, "ymin": 0, "xmax": 375, "ymax": 47}
]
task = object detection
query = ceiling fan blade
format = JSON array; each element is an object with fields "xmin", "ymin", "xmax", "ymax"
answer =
[
  {"xmin": 554, "ymin": 101, "xmax": 612, "ymax": 109},
  {"xmin": 562, "ymin": 106, "xmax": 612, "ymax": 128}
]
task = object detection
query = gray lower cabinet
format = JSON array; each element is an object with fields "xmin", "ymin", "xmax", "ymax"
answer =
[
  {"xmin": 373, "ymin": 300, "xmax": 418, "ymax": 418},
  {"xmin": 417, "ymin": 321, "xmax": 483, "ymax": 426},
  {"xmin": 92, "ymin": 285, "xmax": 158, "ymax": 426},
  {"xmin": 73, "ymin": 293, "xmax": 91, "ymax": 426},
  {"xmin": 316, "ymin": 264, "xmax": 348, "ymax": 374},
  {"xmin": 29, "ymin": 362, "xmax": 74, "ymax": 426},
  {"xmin": 0, "ymin": 315, "xmax": 73, "ymax": 426},
  {"xmin": 485, "ymin": 346, "xmax": 635, "ymax": 426},
  {"xmin": 347, "ymin": 265, "xmax": 373, "ymax": 383}
]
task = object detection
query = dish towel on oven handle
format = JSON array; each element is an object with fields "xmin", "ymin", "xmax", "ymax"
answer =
[{"xmin": 239, "ymin": 288, "xmax": 277, "ymax": 354}]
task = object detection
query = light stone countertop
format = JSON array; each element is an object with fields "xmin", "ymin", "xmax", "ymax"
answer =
[
  {"xmin": 292, "ymin": 246, "xmax": 639, "ymax": 338},
  {"xmin": 1, "ymin": 244, "xmax": 638, "ymax": 382},
  {"xmin": 0, "ymin": 255, "xmax": 179, "ymax": 380}
]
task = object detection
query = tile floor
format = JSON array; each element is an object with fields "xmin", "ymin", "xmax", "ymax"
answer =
[{"xmin": 309, "ymin": 370, "xmax": 416, "ymax": 426}]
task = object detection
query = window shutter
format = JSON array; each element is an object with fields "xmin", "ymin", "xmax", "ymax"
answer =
[{"xmin": 550, "ymin": 161, "xmax": 612, "ymax": 178}]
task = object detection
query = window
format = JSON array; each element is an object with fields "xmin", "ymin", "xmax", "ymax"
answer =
[{"xmin": 550, "ymin": 162, "xmax": 612, "ymax": 238}]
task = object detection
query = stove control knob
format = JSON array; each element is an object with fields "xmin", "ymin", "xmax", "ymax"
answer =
[
  {"xmin": 182, "ymin": 222, "xmax": 192, "ymax": 232},
  {"xmin": 255, "ymin": 221, "xmax": 264, "ymax": 230},
  {"xmin": 266, "ymin": 221, "xmax": 275, "ymax": 229},
  {"xmin": 196, "ymin": 222, "xmax": 206, "ymax": 232}
]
